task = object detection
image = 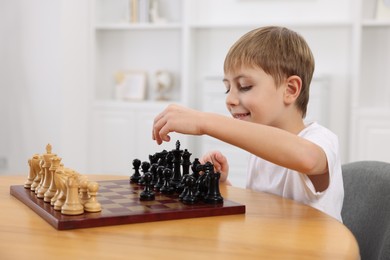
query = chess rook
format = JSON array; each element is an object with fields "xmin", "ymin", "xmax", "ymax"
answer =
[{"xmin": 62, "ymin": 173, "xmax": 84, "ymax": 215}]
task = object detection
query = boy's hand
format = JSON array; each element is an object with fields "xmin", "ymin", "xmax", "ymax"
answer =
[
  {"xmin": 200, "ymin": 150, "xmax": 229, "ymax": 183},
  {"xmin": 152, "ymin": 104, "xmax": 204, "ymax": 145}
]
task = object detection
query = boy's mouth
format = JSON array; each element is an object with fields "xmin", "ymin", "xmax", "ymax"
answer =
[{"xmin": 232, "ymin": 113, "xmax": 250, "ymax": 120}]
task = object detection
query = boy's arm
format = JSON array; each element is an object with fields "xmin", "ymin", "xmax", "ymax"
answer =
[
  {"xmin": 204, "ymin": 112, "xmax": 328, "ymax": 177},
  {"xmin": 153, "ymin": 104, "xmax": 328, "ymax": 176}
]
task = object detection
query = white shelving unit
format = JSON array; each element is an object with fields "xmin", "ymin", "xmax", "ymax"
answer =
[
  {"xmin": 349, "ymin": 0, "xmax": 390, "ymax": 162},
  {"xmin": 88, "ymin": 0, "xmax": 189, "ymax": 174},
  {"xmin": 88, "ymin": 0, "xmax": 390, "ymax": 185}
]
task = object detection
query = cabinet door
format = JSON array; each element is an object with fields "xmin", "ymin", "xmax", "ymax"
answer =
[
  {"xmin": 351, "ymin": 110, "xmax": 390, "ymax": 162},
  {"xmin": 88, "ymin": 104, "xmax": 190, "ymax": 174},
  {"xmin": 88, "ymin": 109, "xmax": 136, "ymax": 174}
]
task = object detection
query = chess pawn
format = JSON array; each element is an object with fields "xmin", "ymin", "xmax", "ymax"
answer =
[
  {"xmin": 79, "ymin": 177, "xmax": 90, "ymax": 205},
  {"xmin": 149, "ymin": 163, "xmax": 158, "ymax": 186},
  {"xmin": 138, "ymin": 161, "xmax": 151, "ymax": 186},
  {"xmin": 140, "ymin": 172, "xmax": 155, "ymax": 201},
  {"xmin": 24, "ymin": 154, "xmax": 40, "ymax": 189},
  {"xmin": 130, "ymin": 159, "xmax": 141, "ymax": 183},
  {"xmin": 160, "ymin": 168, "xmax": 175, "ymax": 195},
  {"xmin": 182, "ymin": 175, "xmax": 198, "ymax": 205},
  {"xmin": 84, "ymin": 182, "xmax": 101, "ymax": 213},
  {"xmin": 153, "ymin": 165, "xmax": 165, "ymax": 192},
  {"xmin": 62, "ymin": 173, "xmax": 84, "ymax": 215},
  {"xmin": 44, "ymin": 155, "xmax": 61, "ymax": 202}
]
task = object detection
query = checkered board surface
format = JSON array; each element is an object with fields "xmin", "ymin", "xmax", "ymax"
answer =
[
  {"xmin": 99, "ymin": 181, "xmax": 190, "ymax": 213},
  {"xmin": 10, "ymin": 179, "xmax": 246, "ymax": 230}
]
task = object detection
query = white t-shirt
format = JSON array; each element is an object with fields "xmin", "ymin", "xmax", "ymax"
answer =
[{"xmin": 246, "ymin": 122, "xmax": 344, "ymax": 222}]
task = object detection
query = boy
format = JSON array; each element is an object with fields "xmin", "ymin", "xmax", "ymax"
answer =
[{"xmin": 152, "ymin": 26, "xmax": 344, "ymax": 222}]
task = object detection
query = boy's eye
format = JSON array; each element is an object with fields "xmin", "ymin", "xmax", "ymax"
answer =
[
  {"xmin": 224, "ymin": 87, "xmax": 230, "ymax": 94},
  {"xmin": 239, "ymin": 85, "xmax": 252, "ymax": 91}
]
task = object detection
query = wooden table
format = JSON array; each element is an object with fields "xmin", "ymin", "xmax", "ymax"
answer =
[{"xmin": 0, "ymin": 175, "xmax": 359, "ymax": 259}]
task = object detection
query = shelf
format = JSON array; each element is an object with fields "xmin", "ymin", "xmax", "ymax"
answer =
[
  {"xmin": 189, "ymin": 20, "xmax": 353, "ymax": 29},
  {"xmin": 352, "ymin": 107, "xmax": 390, "ymax": 115},
  {"xmin": 362, "ymin": 19, "xmax": 390, "ymax": 27},
  {"xmin": 95, "ymin": 23, "xmax": 182, "ymax": 30},
  {"xmin": 92, "ymin": 100, "xmax": 177, "ymax": 110}
]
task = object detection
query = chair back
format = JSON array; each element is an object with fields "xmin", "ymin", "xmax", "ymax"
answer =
[{"xmin": 342, "ymin": 161, "xmax": 390, "ymax": 260}]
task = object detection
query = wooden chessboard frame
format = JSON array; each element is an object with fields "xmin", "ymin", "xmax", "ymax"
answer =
[{"xmin": 10, "ymin": 179, "xmax": 246, "ymax": 230}]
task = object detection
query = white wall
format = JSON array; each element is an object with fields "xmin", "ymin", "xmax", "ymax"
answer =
[
  {"xmin": 1, "ymin": 0, "xmax": 378, "ymax": 175},
  {"xmin": 187, "ymin": 0, "xmax": 353, "ymax": 24},
  {"xmin": 0, "ymin": 0, "xmax": 89, "ymax": 175}
]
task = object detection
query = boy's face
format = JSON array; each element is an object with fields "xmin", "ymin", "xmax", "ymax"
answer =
[{"xmin": 223, "ymin": 66, "xmax": 286, "ymax": 128}]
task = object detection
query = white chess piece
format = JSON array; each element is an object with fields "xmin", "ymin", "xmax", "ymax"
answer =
[
  {"xmin": 84, "ymin": 182, "xmax": 102, "ymax": 213},
  {"xmin": 79, "ymin": 177, "xmax": 90, "ymax": 205},
  {"xmin": 61, "ymin": 173, "xmax": 84, "ymax": 215}
]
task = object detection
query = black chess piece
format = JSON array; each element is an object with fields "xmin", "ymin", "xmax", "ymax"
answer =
[
  {"xmin": 154, "ymin": 165, "xmax": 165, "ymax": 191},
  {"xmin": 179, "ymin": 175, "xmax": 190, "ymax": 200},
  {"xmin": 181, "ymin": 149, "xmax": 192, "ymax": 176},
  {"xmin": 177, "ymin": 149, "xmax": 192, "ymax": 193},
  {"xmin": 166, "ymin": 152, "xmax": 174, "ymax": 171},
  {"xmin": 138, "ymin": 161, "xmax": 150, "ymax": 186},
  {"xmin": 190, "ymin": 158, "xmax": 201, "ymax": 180},
  {"xmin": 149, "ymin": 153, "xmax": 159, "ymax": 165},
  {"xmin": 203, "ymin": 164, "xmax": 223, "ymax": 204},
  {"xmin": 140, "ymin": 172, "xmax": 155, "ymax": 201},
  {"xmin": 149, "ymin": 163, "xmax": 158, "ymax": 186},
  {"xmin": 157, "ymin": 150, "xmax": 168, "ymax": 167},
  {"xmin": 170, "ymin": 140, "xmax": 183, "ymax": 189},
  {"xmin": 194, "ymin": 162, "xmax": 210, "ymax": 199},
  {"xmin": 194, "ymin": 172, "xmax": 207, "ymax": 200},
  {"xmin": 182, "ymin": 175, "xmax": 198, "ymax": 205},
  {"xmin": 130, "ymin": 159, "xmax": 141, "ymax": 183},
  {"xmin": 160, "ymin": 168, "xmax": 175, "ymax": 195}
]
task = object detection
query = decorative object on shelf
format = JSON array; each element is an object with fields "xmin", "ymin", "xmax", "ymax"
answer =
[
  {"xmin": 150, "ymin": 0, "xmax": 166, "ymax": 24},
  {"xmin": 115, "ymin": 71, "xmax": 147, "ymax": 101},
  {"xmin": 376, "ymin": 0, "xmax": 390, "ymax": 19},
  {"xmin": 155, "ymin": 70, "xmax": 173, "ymax": 101},
  {"xmin": 130, "ymin": 0, "xmax": 155, "ymax": 23}
]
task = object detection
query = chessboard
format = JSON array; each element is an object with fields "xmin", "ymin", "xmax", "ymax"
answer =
[{"xmin": 10, "ymin": 179, "xmax": 246, "ymax": 230}]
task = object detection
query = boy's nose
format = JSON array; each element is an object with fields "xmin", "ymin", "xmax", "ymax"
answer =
[{"xmin": 225, "ymin": 90, "xmax": 239, "ymax": 107}]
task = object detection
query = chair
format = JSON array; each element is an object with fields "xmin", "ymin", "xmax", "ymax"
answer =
[{"xmin": 341, "ymin": 161, "xmax": 390, "ymax": 260}]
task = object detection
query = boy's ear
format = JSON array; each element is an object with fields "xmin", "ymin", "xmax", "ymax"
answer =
[{"xmin": 283, "ymin": 75, "xmax": 302, "ymax": 105}]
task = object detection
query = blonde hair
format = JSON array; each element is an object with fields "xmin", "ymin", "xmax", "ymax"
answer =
[{"xmin": 224, "ymin": 26, "xmax": 315, "ymax": 117}]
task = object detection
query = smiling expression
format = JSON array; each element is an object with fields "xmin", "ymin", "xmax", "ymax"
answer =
[{"xmin": 223, "ymin": 66, "xmax": 287, "ymax": 128}]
